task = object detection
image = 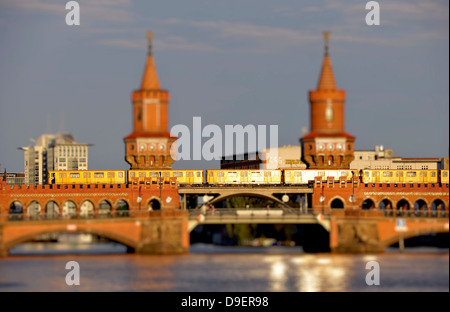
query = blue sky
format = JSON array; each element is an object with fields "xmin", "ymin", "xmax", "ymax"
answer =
[{"xmin": 0, "ymin": 0, "xmax": 448, "ymax": 171}]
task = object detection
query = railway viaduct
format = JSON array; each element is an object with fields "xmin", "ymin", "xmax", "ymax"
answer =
[{"xmin": 0, "ymin": 177, "xmax": 448, "ymax": 256}]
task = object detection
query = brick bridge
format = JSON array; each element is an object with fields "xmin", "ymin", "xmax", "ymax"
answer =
[{"xmin": 0, "ymin": 177, "xmax": 448, "ymax": 256}]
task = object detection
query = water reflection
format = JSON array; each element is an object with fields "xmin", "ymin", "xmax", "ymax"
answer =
[{"xmin": 1, "ymin": 244, "xmax": 448, "ymax": 292}]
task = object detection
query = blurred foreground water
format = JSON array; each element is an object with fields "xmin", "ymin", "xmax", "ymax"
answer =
[{"xmin": 0, "ymin": 242, "xmax": 448, "ymax": 292}]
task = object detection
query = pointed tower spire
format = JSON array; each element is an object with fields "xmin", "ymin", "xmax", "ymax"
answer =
[
  {"xmin": 317, "ymin": 31, "xmax": 337, "ymax": 91},
  {"xmin": 140, "ymin": 31, "xmax": 160, "ymax": 90}
]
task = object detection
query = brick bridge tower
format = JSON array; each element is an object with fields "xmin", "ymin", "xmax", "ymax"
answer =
[
  {"xmin": 301, "ymin": 32, "xmax": 355, "ymax": 169},
  {"xmin": 124, "ymin": 31, "xmax": 177, "ymax": 169}
]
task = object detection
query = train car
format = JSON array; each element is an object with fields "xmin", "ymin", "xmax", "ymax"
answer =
[
  {"xmin": 284, "ymin": 169, "xmax": 357, "ymax": 184},
  {"xmin": 207, "ymin": 169, "xmax": 282, "ymax": 185},
  {"xmin": 361, "ymin": 169, "xmax": 438, "ymax": 184},
  {"xmin": 128, "ymin": 170, "xmax": 204, "ymax": 185},
  {"xmin": 48, "ymin": 170, "xmax": 126, "ymax": 185},
  {"xmin": 440, "ymin": 170, "xmax": 449, "ymax": 184}
]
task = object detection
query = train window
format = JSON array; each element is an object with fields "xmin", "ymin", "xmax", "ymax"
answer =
[
  {"xmin": 406, "ymin": 172, "xmax": 416, "ymax": 177},
  {"xmin": 374, "ymin": 172, "xmax": 380, "ymax": 177},
  {"xmin": 108, "ymin": 172, "xmax": 111, "ymax": 178},
  {"xmin": 139, "ymin": 172, "xmax": 143, "ymax": 178},
  {"xmin": 264, "ymin": 172, "xmax": 271, "ymax": 177},
  {"xmin": 173, "ymin": 172, "xmax": 183, "ymax": 177},
  {"xmin": 444, "ymin": 172, "xmax": 448, "ymax": 177},
  {"xmin": 273, "ymin": 171, "xmax": 280, "ymax": 176},
  {"xmin": 365, "ymin": 172, "xmax": 370, "ymax": 177},
  {"xmin": 149, "ymin": 172, "xmax": 159, "ymax": 177},
  {"xmin": 70, "ymin": 173, "xmax": 80, "ymax": 178},
  {"xmin": 383, "ymin": 172, "xmax": 393, "ymax": 177},
  {"xmin": 196, "ymin": 172, "xmax": 201, "ymax": 177},
  {"xmin": 210, "ymin": 171, "xmax": 214, "ymax": 178},
  {"xmin": 64, "ymin": 173, "xmax": 66, "ymax": 178},
  {"xmin": 286, "ymin": 171, "xmax": 291, "ymax": 177},
  {"xmin": 111, "ymin": 172, "xmax": 115, "ymax": 178},
  {"xmin": 431, "ymin": 172, "xmax": 436, "ymax": 177},
  {"xmin": 88, "ymin": 173, "xmax": 91, "ymax": 178},
  {"xmin": 241, "ymin": 171, "xmax": 248, "ymax": 177},
  {"xmin": 59, "ymin": 173, "xmax": 62, "ymax": 178},
  {"xmin": 118, "ymin": 172, "xmax": 123, "ymax": 178},
  {"xmin": 83, "ymin": 173, "xmax": 87, "ymax": 178},
  {"xmin": 130, "ymin": 172, "xmax": 135, "ymax": 178},
  {"xmin": 294, "ymin": 171, "xmax": 301, "ymax": 177},
  {"xmin": 341, "ymin": 171, "xmax": 349, "ymax": 177},
  {"xmin": 218, "ymin": 172, "xmax": 224, "ymax": 177},
  {"xmin": 94, "ymin": 172, "xmax": 104, "ymax": 178},
  {"xmin": 423, "ymin": 172, "xmax": 427, "ymax": 177}
]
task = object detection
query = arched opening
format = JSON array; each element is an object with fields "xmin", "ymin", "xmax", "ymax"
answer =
[
  {"xmin": 99, "ymin": 200, "xmax": 112, "ymax": 217},
  {"xmin": 379, "ymin": 199, "xmax": 393, "ymax": 210},
  {"xmin": 62, "ymin": 200, "xmax": 77, "ymax": 218},
  {"xmin": 9, "ymin": 201, "xmax": 23, "ymax": 220},
  {"xmin": 431, "ymin": 199, "xmax": 446, "ymax": 217},
  {"xmin": 45, "ymin": 201, "xmax": 59, "ymax": 218},
  {"xmin": 330, "ymin": 198, "xmax": 344, "ymax": 209},
  {"xmin": 414, "ymin": 199, "xmax": 428, "ymax": 217},
  {"xmin": 149, "ymin": 199, "xmax": 161, "ymax": 211},
  {"xmin": 396, "ymin": 199, "xmax": 410, "ymax": 216},
  {"xmin": 80, "ymin": 200, "xmax": 94, "ymax": 218},
  {"xmin": 362, "ymin": 199, "xmax": 375, "ymax": 210},
  {"xmin": 116, "ymin": 199, "xmax": 129, "ymax": 217},
  {"xmin": 327, "ymin": 155, "xmax": 333, "ymax": 166},
  {"xmin": 27, "ymin": 201, "xmax": 42, "ymax": 218}
]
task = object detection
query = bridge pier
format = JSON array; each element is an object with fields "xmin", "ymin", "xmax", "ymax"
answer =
[
  {"xmin": 134, "ymin": 210, "xmax": 189, "ymax": 255},
  {"xmin": 330, "ymin": 218, "xmax": 385, "ymax": 253}
]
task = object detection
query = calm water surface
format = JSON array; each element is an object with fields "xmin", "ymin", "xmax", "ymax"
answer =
[{"xmin": 0, "ymin": 243, "xmax": 448, "ymax": 292}]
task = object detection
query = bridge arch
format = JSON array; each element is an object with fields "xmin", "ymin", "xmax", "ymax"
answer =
[
  {"xmin": 431, "ymin": 198, "xmax": 447, "ymax": 210},
  {"xmin": 329, "ymin": 196, "xmax": 345, "ymax": 209},
  {"xmin": 98, "ymin": 199, "xmax": 113, "ymax": 216},
  {"xmin": 378, "ymin": 198, "xmax": 394, "ymax": 210},
  {"xmin": 80, "ymin": 200, "xmax": 95, "ymax": 217},
  {"xmin": 9, "ymin": 200, "xmax": 23, "ymax": 214},
  {"xmin": 116, "ymin": 199, "xmax": 130, "ymax": 216},
  {"xmin": 3, "ymin": 226, "xmax": 137, "ymax": 253},
  {"xmin": 26, "ymin": 201, "xmax": 42, "ymax": 216},
  {"xmin": 362, "ymin": 197, "xmax": 376, "ymax": 210},
  {"xmin": 382, "ymin": 226, "xmax": 449, "ymax": 248},
  {"xmin": 207, "ymin": 192, "xmax": 288, "ymax": 208},
  {"xmin": 62, "ymin": 200, "xmax": 77, "ymax": 217},
  {"xmin": 45, "ymin": 200, "xmax": 60, "ymax": 216},
  {"xmin": 396, "ymin": 198, "xmax": 412, "ymax": 211},
  {"xmin": 148, "ymin": 197, "xmax": 161, "ymax": 210}
]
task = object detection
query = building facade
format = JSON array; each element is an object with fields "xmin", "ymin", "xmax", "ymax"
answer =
[
  {"xmin": 20, "ymin": 133, "xmax": 90, "ymax": 185},
  {"xmin": 350, "ymin": 145, "xmax": 444, "ymax": 170}
]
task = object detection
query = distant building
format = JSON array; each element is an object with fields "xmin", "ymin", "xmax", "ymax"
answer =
[
  {"xmin": 350, "ymin": 145, "xmax": 443, "ymax": 170},
  {"xmin": 220, "ymin": 145, "xmax": 307, "ymax": 170},
  {"xmin": 20, "ymin": 133, "xmax": 91, "ymax": 185},
  {"xmin": 261, "ymin": 145, "xmax": 307, "ymax": 170},
  {"xmin": 6, "ymin": 173, "xmax": 25, "ymax": 186},
  {"xmin": 220, "ymin": 152, "xmax": 261, "ymax": 169}
]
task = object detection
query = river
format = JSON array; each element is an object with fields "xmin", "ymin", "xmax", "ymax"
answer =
[{"xmin": 0, "ymin": 242, "xmax": 448, "ymax": 292}]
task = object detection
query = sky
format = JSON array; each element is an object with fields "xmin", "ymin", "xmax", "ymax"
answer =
[{"xmin": 0, "ymin": 0, "xmax": 448, "ymax": 172}]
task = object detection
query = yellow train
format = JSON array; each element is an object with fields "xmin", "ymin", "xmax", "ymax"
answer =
[
  {"xmin": 47, "ymin": 169, "xmax": 449, "ymax": 185},
  {"xmin": 284, "ymin": 169, "xmax": 358, "ymax": 184},
  {"xmin": 128, "ymin": 170, "xmax": 204, "ymax": 185},
  {"xmin": 361, "ymin": 169, "xmax": 439, "ymax": 184},
  {"xmin": 440, "ymin": 170, "xmax": 449, "ymax": 183},
  {"xmin": 207, "ymin": 170, "xmax": 282, "ymax": 184},
  {"xmin": 48, "ymin": 170, "xmax": 126, "ymax": 184}
]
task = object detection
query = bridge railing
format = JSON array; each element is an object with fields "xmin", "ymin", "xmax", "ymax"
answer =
[
  {"xmin": 0, "ymin": 209, "xmax": 186, "ymax": 222},
  {"xmin": 188, "ymin": 207, "xmax": 319, "ymax": 218}
]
